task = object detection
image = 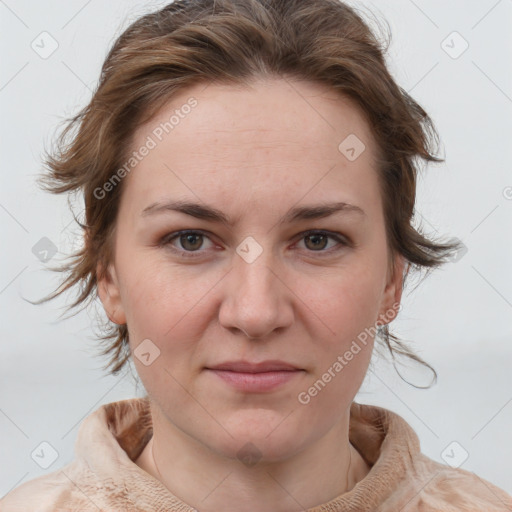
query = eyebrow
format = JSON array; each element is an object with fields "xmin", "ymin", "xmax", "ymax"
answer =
[{"xmin": 141, "ymin": 200, "xmax": 365, "ymax": 225}]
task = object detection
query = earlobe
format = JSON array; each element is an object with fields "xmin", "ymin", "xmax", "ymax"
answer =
[
  {"xmin": 96, "ymin": 262, "xmax": 126, "ymax": 325},
  {"xmin": 378, "ymin": 254, "xmax": 405, "ymax": 325}
]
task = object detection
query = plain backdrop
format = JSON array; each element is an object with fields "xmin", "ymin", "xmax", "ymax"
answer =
[{"xmin": 1, "ymin": 0, "xmax": 511, "ymax": 498}]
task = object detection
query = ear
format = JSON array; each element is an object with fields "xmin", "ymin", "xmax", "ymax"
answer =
[
  {"xmin": 96, "ymin": 261, "xmax": 127, "ymax": 325},
  {"xmin": 376, "ymin": 253, "xmax": 406, "ymax": 325}
]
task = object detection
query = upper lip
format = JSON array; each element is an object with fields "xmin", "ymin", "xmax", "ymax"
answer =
[{"xmin": 207, "ymin": 360, "xmax": 302, "ymax": 373}]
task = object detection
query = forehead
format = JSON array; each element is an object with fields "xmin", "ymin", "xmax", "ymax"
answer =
[
  {"xmin": 134, "ymin": 78, "xmax": 376, "ymax": 153},
  {"xmin": 121, "ymin": 78, "xmax": 381, "ymax": 214}
]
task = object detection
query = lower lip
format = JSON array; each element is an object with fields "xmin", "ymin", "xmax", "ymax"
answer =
[{"xmin": 207, "ymin": 369, "xmax": 303, "ymax": 392}]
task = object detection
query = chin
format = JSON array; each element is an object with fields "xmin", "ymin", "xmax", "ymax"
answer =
[{"xmin": 209, "ymin": 412, "xmax": 309, "ymax": 463}]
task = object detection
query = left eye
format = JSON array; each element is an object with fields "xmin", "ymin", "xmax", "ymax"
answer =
[
  {"xmin": 159, "ymin": 230, "xmax": 349, "ymax": 258},
  {"xmin": 297, "ymin": 231, "xmax": 346, "ymax": 252}
]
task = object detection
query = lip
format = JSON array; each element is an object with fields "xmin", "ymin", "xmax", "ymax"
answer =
[
  {"xmin": 205, "ymin": 360, "xmax": 304, "ymax": 392},
  {"xmin": 207, "ymin": 360, "xmax": 302, "ymax": 373}
]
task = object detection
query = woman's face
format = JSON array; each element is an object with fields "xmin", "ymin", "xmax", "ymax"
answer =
[{"xmin": 98, "ymin": 78, "xmax": 403, "ymax": 461}]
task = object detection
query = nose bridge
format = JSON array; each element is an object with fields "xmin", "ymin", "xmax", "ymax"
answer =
[
  {"xmin": 237, "ymin": 248, "xmax": 275, "ymax": 297},
  {"xmin": 234, "ymin": 236, "xmax": 279, "ymax": 309},
  {"xmin": 219, "ymin": 235, "xmax": 290, "ymax": 339}
]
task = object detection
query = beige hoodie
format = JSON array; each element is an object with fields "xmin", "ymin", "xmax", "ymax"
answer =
[{"xmin": 1, "ymin": 397, "xmax": 511, "ymax": 511}]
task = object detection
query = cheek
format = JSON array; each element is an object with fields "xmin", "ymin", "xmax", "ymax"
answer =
[
  {"xmin": 116, "ymin": 255, "xmax": 222, "ymax": 367},
  {"xmin": 118, "ymin": 253, "xmax": 205, "ymax": 330},
  {"xmin": 296, "ymin": 266, "xmax": 381, "ymax": 411},
  {"xmin": 120, "ymin": 261, "xmax": 208, "ymax": 404},
  {"xmin": 301, "ymin": 261, "xmax": 385, "ymax": 343}
]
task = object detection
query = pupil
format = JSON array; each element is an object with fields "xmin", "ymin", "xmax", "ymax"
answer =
[
  {"xmin": 307, "ymin": 234, "xmax": 327, "ymax": 250},
  {"xmin": 182, "ymin": 234, "xmax": 202, "ymax": 250}
]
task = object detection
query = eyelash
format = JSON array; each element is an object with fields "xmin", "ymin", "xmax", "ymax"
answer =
[{"xmin": 158, "ymin": 229, "xmax": 351, "ymax": 259}]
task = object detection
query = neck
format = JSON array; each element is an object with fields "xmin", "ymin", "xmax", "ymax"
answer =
[{"xmin": 135, "ymin": 403, "xmax": 370, "ymax": 512}]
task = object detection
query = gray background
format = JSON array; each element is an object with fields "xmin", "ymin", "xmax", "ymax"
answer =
[{"xmin": 1, "ymin": 0, "xmax": 511, "ymax": 498}]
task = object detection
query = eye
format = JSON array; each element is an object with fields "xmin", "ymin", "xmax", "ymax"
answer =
[
  {"xmin": 159, "ymin": 229, "xmax": 351, "ymax": 259},
  {"xmin": 295, "ymin": 230, "xmax": 350, "ymax": 255},
  {"xmin": 159, "ymin": 230, "xmax": 215, "ymax": 258}
]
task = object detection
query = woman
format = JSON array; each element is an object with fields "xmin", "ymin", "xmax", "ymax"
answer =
[{"xmin": 2, "ymin": 0, "xmax": 511, "ymax": 510}]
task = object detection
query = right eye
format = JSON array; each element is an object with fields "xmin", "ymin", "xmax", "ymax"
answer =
[{"xmin": 159, "ymin": 230, "xmax": 217, "ymax": 258}]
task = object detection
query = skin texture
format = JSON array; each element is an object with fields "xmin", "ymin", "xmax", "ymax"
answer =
[{"xmin": 97, "ymin": 77, "xmax": 404, "ymax": 512}]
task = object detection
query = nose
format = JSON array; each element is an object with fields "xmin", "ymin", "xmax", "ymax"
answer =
[{"xmin": 218, "ymin": 247, "xmax": 293, "ymax": 340}]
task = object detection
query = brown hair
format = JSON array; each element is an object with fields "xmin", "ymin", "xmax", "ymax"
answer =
[{"xmin": 35, "ymin": 0, "xmax": 461, "ymax": 386}]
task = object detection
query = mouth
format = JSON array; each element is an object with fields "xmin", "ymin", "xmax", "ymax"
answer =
[{"xmin": 205, "ymin": 360, "xmax": 305, "ymax": 392}]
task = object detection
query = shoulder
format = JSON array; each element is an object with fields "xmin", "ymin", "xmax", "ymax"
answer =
[
  {"xmin": 380, "ymin": 453, "xmax": 512, "ymax": 512},
  {"xmin": 1, "ymin": 397, "xmax": 154, "ymax": 511},
  {"xmin": 2, "ymin": 468, "xmax": 71, "ymax": 511},
  {"xmin": 0, "ymin": 461, "xmax": 105, "ymax": 512}
]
